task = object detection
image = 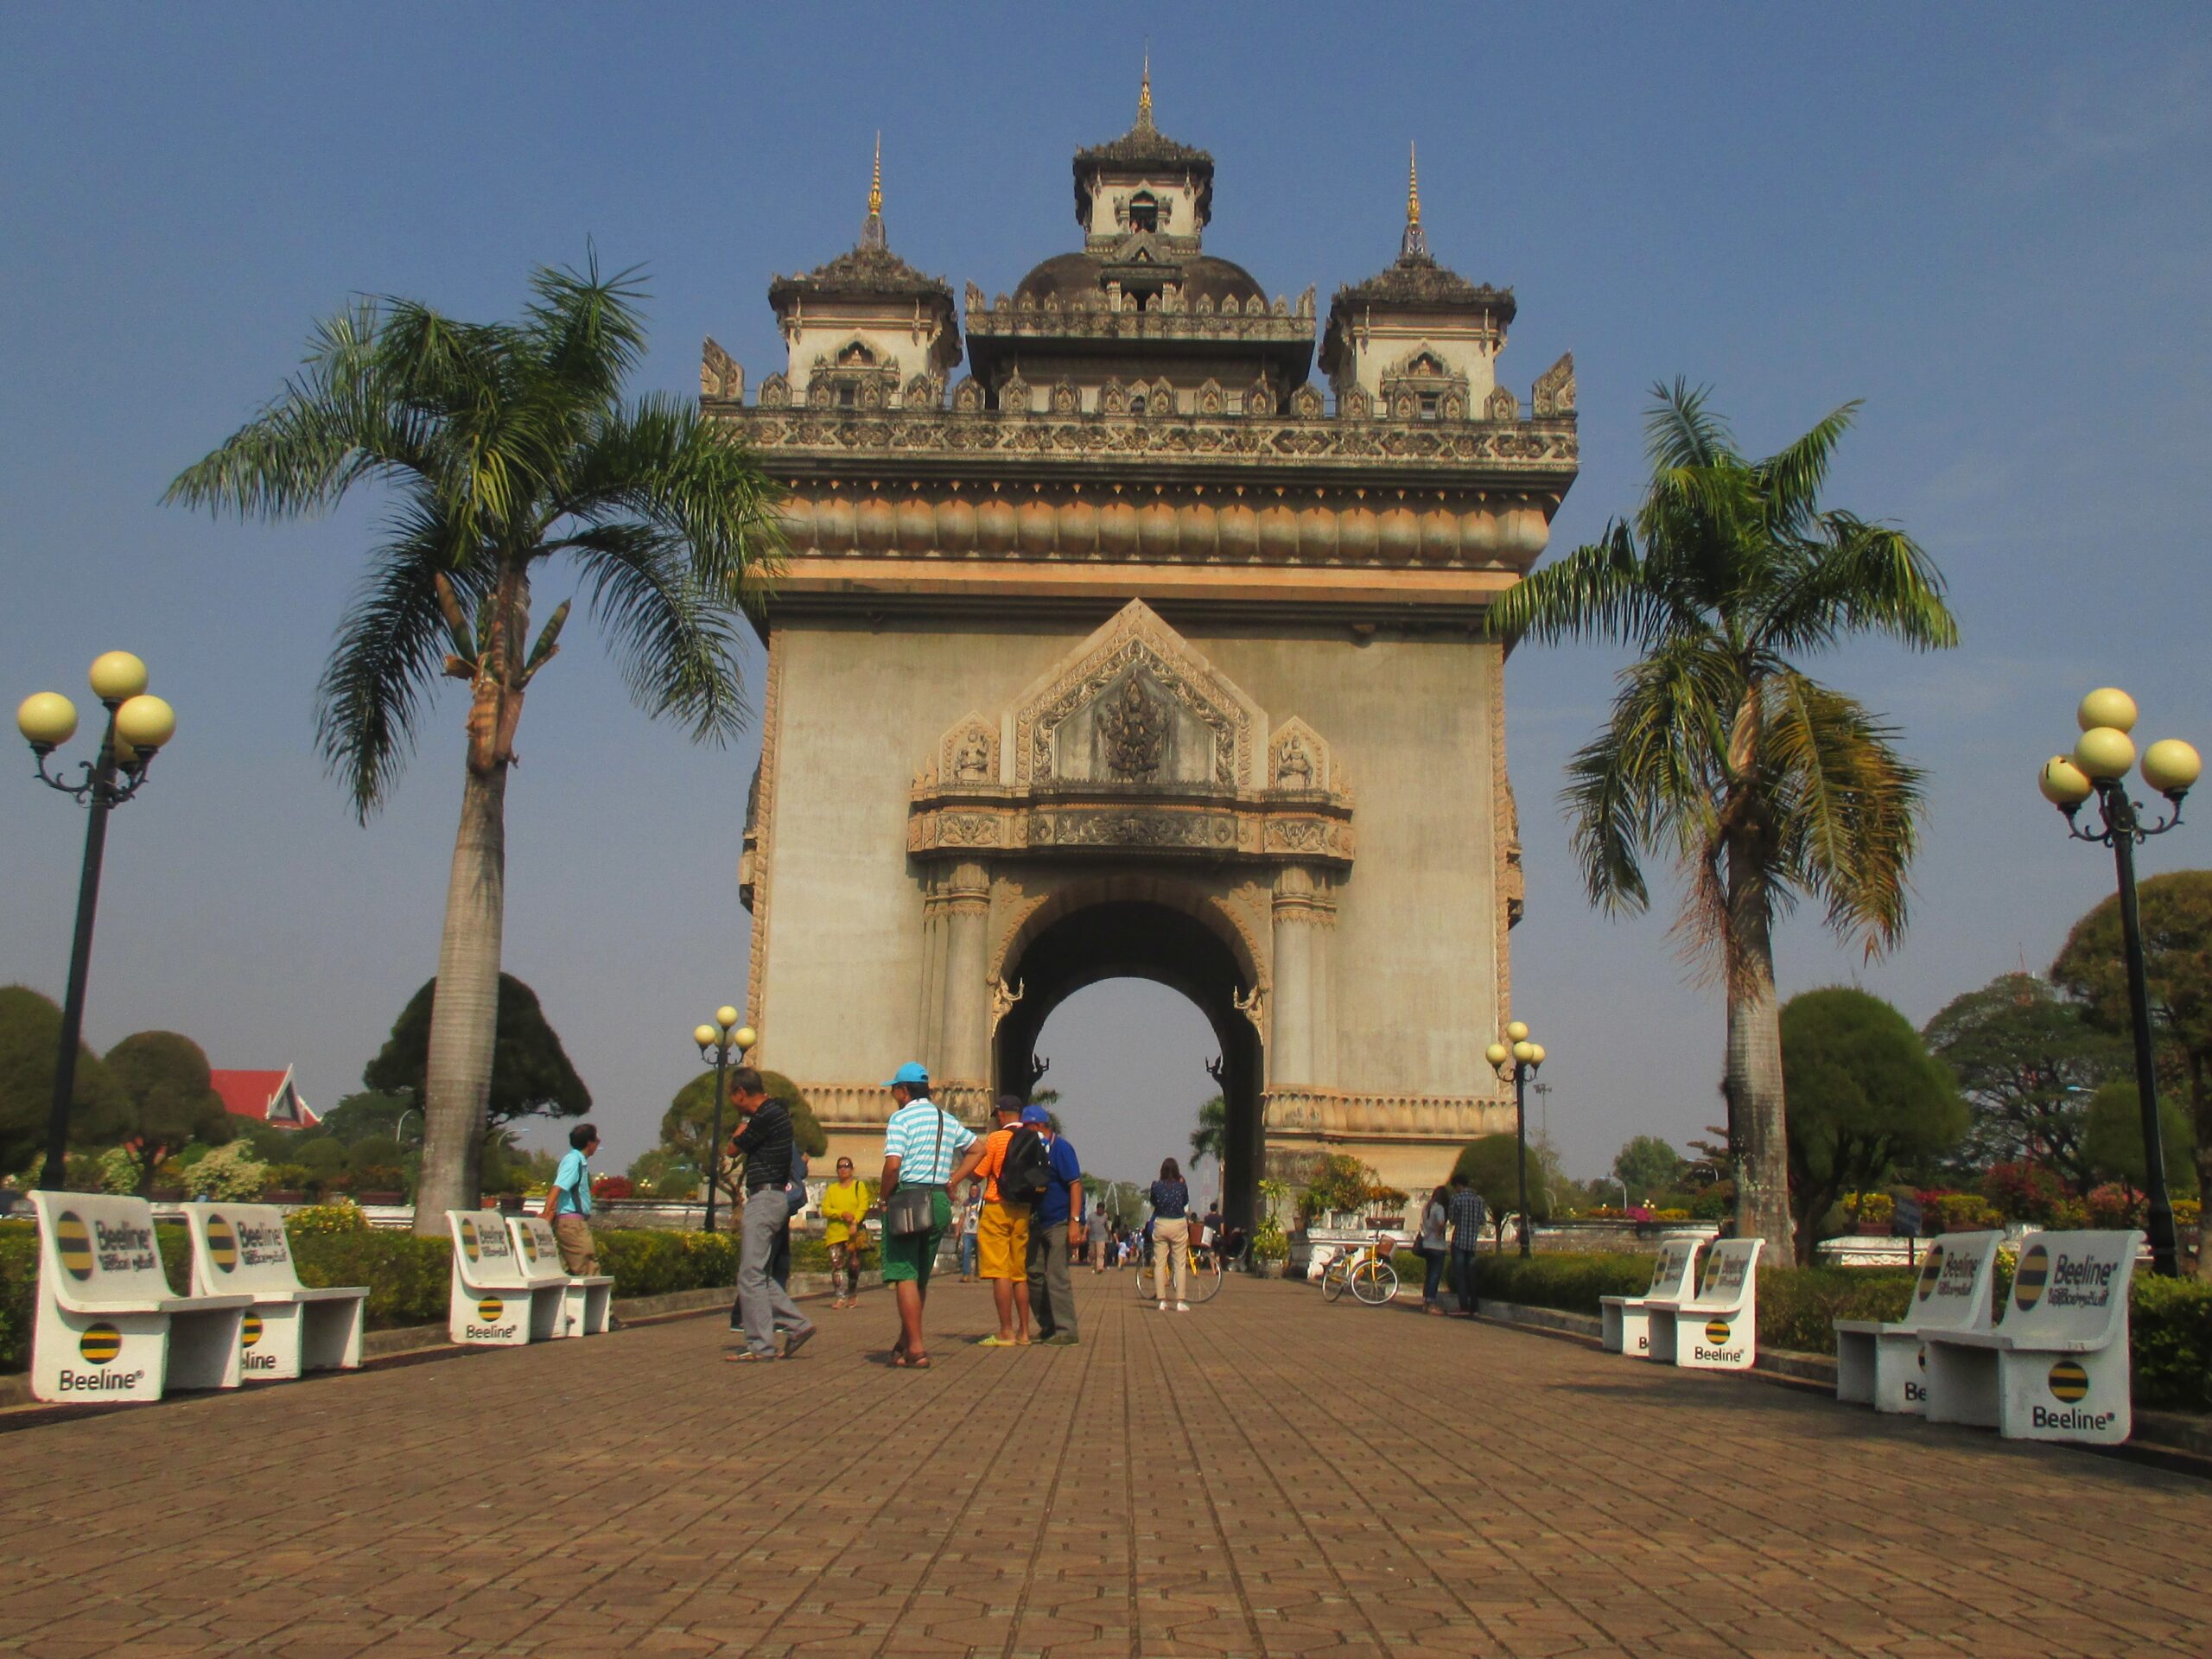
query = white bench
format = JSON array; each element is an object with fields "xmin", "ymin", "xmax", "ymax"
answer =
[
  {"xmin": 1601, "ymin": 1239, "xmax": 1700, "ymax": 1356},
  {"xmin": 446, "ymin": 1211, "xmax": 563, "ymax": 1345},
  {"xmin": 182, "ymin": 1203, "xmax": 368, "ymax": 1379},
  {"xmin": 1645, "ymin": 1238, "xmax": 1763, "ymax": 1370},
  {"xmin": 505, "ymin": 1216, "xmax": 613, "ymax": 1337},
  {"xmin": 29, "ymin": 1192, "xmax": 251, "ymax": 1403},
  {"xmin": 1834, "ymin": 1230, "xmax": 2001, "ymax": 1414},
  {"xmin": 1923, "ymin": 1230, "xmax": 2143, "ymax": 1445}
]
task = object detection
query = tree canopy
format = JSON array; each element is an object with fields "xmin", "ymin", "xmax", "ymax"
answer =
[
  {"xmin": 363, "ymin": 973, "xmax": 590, "ymax": 1129},
  {"xmin": 1780, "ymin": 987, "xmax": 1965, "ymax": 1261},
  {"xmin": 2082, "ymin": 1082, "xmax": 2199, "ymax": 1198},
  {"xmin": 660, "ymin": 1069, "xmax": 826, "ymax": 1206},
  {"xmin": 1922, "ymin": 972, "xmax": 2122, "ymax": 1190},
  {"xmin": 1612, "ymin": 1134, "xmax": 1688, "ymax": 1198},
  {"xmin": 1451, "ymin": 1134, "xmax": 1561, "ymax": 1245},
  {"xmin": 102, "ymin": 1031, "xmax": 236, "ymax": 1192},
  {"xmin": 0, "ymin": 984, "xmax": 124, "ymax": 1175},
  {"xmin": 1487, "ymin": 383, "xmax": 1956, "ymax": 1259}
]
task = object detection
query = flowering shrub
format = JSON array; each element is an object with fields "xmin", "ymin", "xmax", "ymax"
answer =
[
  {"xmin": 287, "ymin": 1200, "xmax": 369, "ymax": 1235},
  {"xmin": 188, "ymin": 1142, "xmax": 270, "ymax": 1200},
  {"xmin": 1930, "ymin": 1192, "xmax": 2002, "ymax": 1232},
  {"xmin": 95, "ymin": 1147, "xmax": 138, "ymax": 1194},
  {"xmin": 1980, "ymin": 1161, "xmax": 2069, "ymax": 1224},
  {"xmin": 1652, "ymin": 1207, "xmax": 1691, "ymax": 1222},
  {"xmin": 1842, "ymin": 1192, "xmax": 1894, "ymax": 1225},
  {"xmin": 590, "ymin": 1174, "xmax": 634, "ymax": 1201},
  {"xmin": 2174, "ymin": 1198, "xmax": 2202, "ymax": 1230},
  {"xmin": 2084, "ymin": 1184, "xmax": 2145, "ymax": 1228}
]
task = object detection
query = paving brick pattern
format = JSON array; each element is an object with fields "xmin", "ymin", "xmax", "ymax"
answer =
[{"xmin": 0, "ymin": 1275, "xmax": 2205, "ymax": 1656}]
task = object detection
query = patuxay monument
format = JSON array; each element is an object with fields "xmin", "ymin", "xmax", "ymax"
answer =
[{"xmin": 707, "ymin": 77, "xmax": 1579, "ymax": 1224}]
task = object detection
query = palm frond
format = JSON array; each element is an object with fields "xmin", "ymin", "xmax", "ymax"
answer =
[
  {"xmin": 1488, "ymin": 523, "xmax": 1691, "ymax": 650},
  {"xmin": 315, "ymin": 495, "xmax": 494, "ymax": 819},
  {"xmin": 1643, "ymin": 378, "xmax": 1735, "ymax": 472},
  {"xmin": 1752, "ymin": 401, "xmax": 1860, "ymax": 537},
  {"xmin": 1755, "ymin": 516, "xmax": 1960, "ymax": 657},
  {"xmin": 524, "ymin": 250, "xmax": 652, "ymax": 408},
  {"xmin": 561, "ymin": 522, "xmax": 750, "ymax": 743}
]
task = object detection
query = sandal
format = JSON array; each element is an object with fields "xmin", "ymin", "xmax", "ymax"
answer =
[{"xmin": 892, "ymin": 1351, "xmax": 931, "ymax": 1369}]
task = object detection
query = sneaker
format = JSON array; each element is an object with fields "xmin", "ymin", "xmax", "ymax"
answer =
[
  {"xmin": 1042, "ymin": 1332, "xmax": 1080, "ymax": 1346},
  {"xmin": 781, "ymin": 1325, "xmax": 816, "ymax": 1360},
  {"xmin": 1176, "ymin": 1302, "xmax": 1190, "ymax": 1313},
  {"xmin": 1157, "ymin": 1300, "xmax": 1168, "ymax": 1312}
]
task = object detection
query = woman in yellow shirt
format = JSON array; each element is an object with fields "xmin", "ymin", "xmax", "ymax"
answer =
[{"xmin": 820, "ymin": 1157, "xmax": 872, "ymax": 1309}]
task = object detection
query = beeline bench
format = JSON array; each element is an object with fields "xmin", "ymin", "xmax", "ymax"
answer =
[
  {"xmin": 1833, "ymin": 1230, "xmax": 2001, "ymax": 1414},
  {"xmin": 1601, "ymin": 1238, "xmax": 1700, "ymax": 1356},
  {"xmin": 29, "ymin": 1192, "xmax": 251, "ymax": 1403},
  {"xmin": 446, "ymin": 1210, "xmax": 563, "ymax": 1345},
  {"xmin": 1923, "ymin": 1229, "xmax": 2144, "ymax": 1445},
  {"xmin": 505, "ymin": 1216, "xmax": 613, "ymax": 1337},
  {"xmin": 1644, "ymin": 1238, "xmax": 1763, "ymax": 1370},
  {"xmin": 182, "ymin": 1202, "xmax": 369, "ymax": 1379}
]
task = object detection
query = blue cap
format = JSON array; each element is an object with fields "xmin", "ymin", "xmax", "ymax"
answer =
[
  {"xmin": 881, "ymin": 1061, "xmax": 930, "ymax": 1087},
  {"xmin": 1020, "ymin": 1104, "xmax": 1052, "ymax": 1125}
]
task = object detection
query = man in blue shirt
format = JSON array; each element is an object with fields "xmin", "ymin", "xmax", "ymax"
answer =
[
  {"xmin": 1023, "ymin": 1105, "xmax": 1086, "ymax": 1345},
  {"xmin": 543, "ymin": 1122, "xmax": 600, "ymax": 1275}
]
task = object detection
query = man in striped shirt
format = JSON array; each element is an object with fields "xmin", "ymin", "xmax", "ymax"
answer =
[{"xmin": 877, "ymin": 1062, "xmax": 979, "ymax": 1369}]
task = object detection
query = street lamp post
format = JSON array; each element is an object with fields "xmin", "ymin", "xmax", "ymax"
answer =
[
  {"xmin": 1485, "ymin": 1020, "xmax": 1548, "ymax": 1259},
  {"xmin": 16, "ymin": 653, "xmax": 180, "ymax": 1191},
  {"xmin": 2037, "ymin": 686, "xmax": 2200, "ymax": 1278},
  {"xmin": 692, "ymin": 1009, "xmax": 755, "ymax": 1233}
]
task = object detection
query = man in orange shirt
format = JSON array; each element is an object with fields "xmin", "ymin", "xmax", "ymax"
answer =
[{"xmin": 969, "ymin": 1096, "xmax": 1034, "ymax": 1347}]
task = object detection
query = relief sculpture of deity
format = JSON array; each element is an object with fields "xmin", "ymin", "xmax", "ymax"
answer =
[{"xmin": 1095, "ymin": 674, "xmax": 1168, "ymax": 782}]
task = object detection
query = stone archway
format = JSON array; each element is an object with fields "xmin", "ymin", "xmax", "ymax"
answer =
[{"xmin": 991, "ymin": 890, "xmax": 1265, "ymax": 1228}]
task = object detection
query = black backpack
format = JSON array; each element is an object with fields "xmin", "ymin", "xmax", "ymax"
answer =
[{"xmin": 998, "ymin": 1126, "xmax": 1052, "ymax": 1207}]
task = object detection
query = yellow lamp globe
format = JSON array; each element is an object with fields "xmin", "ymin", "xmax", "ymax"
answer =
[
  {"xmin": 2142, "ymin": 739, "xmax": 2202, "ymax": 798},
  {"xmin": 16, "ymin": 691, "xmax": 78, "ymax": 749},
  {"xmin": 113, "ymin": 695, "xmax": 175, "ymax": 753},
  {"xmin": 1529, "ymin": 1044, "xmax": 1548, "ymax": 1065},
  {"xmin": 1485, "ymin": 1042, "xmax": 1510, "ymax": 1066},
  {"xmin": 1511, "ymin": 1040, "xmax": 1536, "ymax": 1063},
  {"xmin": 2037, "ymin": 755, "xmax": 2094, "ymax": 806},
  {"xmin": 2073, "ymin": 726, "xmax": 2134, "ymax": 781},
  {"xmin": 693, "ymin": 1024, "xmax": 718, "ymax": 1049},
  {"xmin": 733, "ymin": 1026, "xmax": 758, "ymax": 1051},
  {"xmin": 87, "ymin": 651, "xmax": 149, "ymax": 702},
  {"xmin": 1505, "ymin": 1020, "xmax": 1529, "ymax": 1042},
  {"xmin": 2076, "ymin": 687, "xmax": 2138, "ymax": 734}
]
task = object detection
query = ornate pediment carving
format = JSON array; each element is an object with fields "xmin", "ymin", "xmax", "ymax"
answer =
[{"xmin": 910, "ymin": 601, "xmax": 1354, "ymax": 867}]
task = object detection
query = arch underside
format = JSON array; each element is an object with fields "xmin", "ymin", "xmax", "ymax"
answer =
[{"xmin": 993, "ymin": 899, "xmax": 1264, "ymax": 1229}]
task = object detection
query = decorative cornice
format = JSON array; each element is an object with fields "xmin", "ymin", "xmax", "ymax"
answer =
[{"xmin": 1263, "ymin": 1088, "xmax": 1516, "ymax": 1140}]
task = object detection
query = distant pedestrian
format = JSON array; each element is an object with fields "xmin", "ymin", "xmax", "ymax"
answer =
[
  {"xmin": 1416, "ymin": 1184, "xmax": 1451, "ymax": 1315},
  {"xmin": 1448, "ymin": 1173, "xmax": 1489, "ymax": 1318},
  {"xmin": 1024, "ymin": 1106, "xmax": 1085, "ymax": 1345},
  {"xmin": 1147, "ymin": 1158, "xmax": 1192, "ymax": 1312},
  {"xmin": 821, "ymin": 1155, "xmax": 870, "ymax": 1309},
  {"xmin": 878, "ymin": 1063, "xmax": 976, "ymax": 1370},
  {"xmin": 1199, "ymin": 1199, "xmax": 1223, "ymax": 1265},
  {"xmin": 956, "ymin": 1185, "xmax": 982, "ymax": 1281},
  {"xmin": 724, "ymin": 1068, "xmax": 817, "ymax": 1363},
  {"xmin": 543, "ymin": 1122, "xmax": 601, "ymax": 1275},
  {"xmin": 964, "ymin": 1095, "xmax": 1046, "ymax": 1347}
]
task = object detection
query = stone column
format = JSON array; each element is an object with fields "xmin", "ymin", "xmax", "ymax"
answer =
[
  {"xmin": 1307, "ymin": 871, "xmax": 1338, "ymax": 1087},
  {"xmin": 1269, "ymin": 865, "xmax": 1326, "ymax": 1087},
  {"xmin": 939, "ymin": 861, "xmax": 992, "ymax": 1087}
]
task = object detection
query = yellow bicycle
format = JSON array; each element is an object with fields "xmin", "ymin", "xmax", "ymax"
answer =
[{"xmin": 1319, "ymin": 1233, "xmax": 1401, "ymax": 1306}]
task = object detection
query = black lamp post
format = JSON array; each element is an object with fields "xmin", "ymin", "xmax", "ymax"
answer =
[
  {"xmin": 16, "ymin": 653, "xmax": 179, "ymax": 1192},
  {"xmin": 691, "ymin": 1009, "xmax": 754, "ymax": 1233},
  {"xmin": 2038, "ymin": 686, "xmax": 2200, "ymax": 1279},
  {"xmin": 1487, "ymin": 1020, "xmax": 1547, "ymax": 1259}
]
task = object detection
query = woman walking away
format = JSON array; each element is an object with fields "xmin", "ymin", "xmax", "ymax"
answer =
[
  {"xmin": 1417, "ymin": 1185, "xmax": 1451, "ymax": 1315},
  {"xmin": 1148, "ymin": 1158, "xmax": 1192, "ymax": 1312}
]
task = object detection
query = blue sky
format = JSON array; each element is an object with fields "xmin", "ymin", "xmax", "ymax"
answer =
[{"xmin": 3, "ymin": 7, "xmax": 2207, "ymax": 1186}]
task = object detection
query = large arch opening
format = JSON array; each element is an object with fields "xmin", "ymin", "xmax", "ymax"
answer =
[{"xmin": 993, "ymin": 897, "xmax": 1264, "ymax": 1228}]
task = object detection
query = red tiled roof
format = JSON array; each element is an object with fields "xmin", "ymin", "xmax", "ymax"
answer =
[{"xmin": 209, "ymin": 1068, "xmax": 319, "ymax": 1128}]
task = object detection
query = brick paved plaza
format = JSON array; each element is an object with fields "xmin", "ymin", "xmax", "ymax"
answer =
[{"xmin": 1, "ymin": 1276, "xmax": 2204, "ymax": 1658}]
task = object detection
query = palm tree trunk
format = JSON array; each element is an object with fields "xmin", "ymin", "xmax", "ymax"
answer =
[
  {"xmin": 1723, "ymin": 841, "xmax": 1796, "ymax": 1262},
  {"xmin": 411, "ymin": 754, "xmax": 507, "ymax": 1236}
]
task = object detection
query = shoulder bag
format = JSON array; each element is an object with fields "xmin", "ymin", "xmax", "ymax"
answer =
[{"xmin": 886, "ymin": 1105, "xmax": 946, "ymax": 1237}]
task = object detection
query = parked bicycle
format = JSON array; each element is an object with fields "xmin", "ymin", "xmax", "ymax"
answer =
[
  {"xmin": 1318, "ymin": 1232, "xmax": 1401, "ymax": 1306},
  {"xmin": 1133, "ymin": 1233, "xmax": 1226, "ymax": 1304}
]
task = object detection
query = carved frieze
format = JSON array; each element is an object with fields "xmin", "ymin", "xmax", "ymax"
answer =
[{"xmin": 1533, "ymin": 352, "xmax": 1575, "ymax": 416}]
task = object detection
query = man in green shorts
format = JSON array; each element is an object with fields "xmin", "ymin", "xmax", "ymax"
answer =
[{"xmin": 877, "ymin": 1063, "xmax": 978, "ymax": 1369}]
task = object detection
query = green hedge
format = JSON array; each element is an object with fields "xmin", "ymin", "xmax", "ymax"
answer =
[{"xmin": 1440, "ymin": 1249, "xmax": 2212, "ymax": 1414}]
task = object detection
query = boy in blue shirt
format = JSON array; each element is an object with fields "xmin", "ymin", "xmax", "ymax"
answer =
[{"xmin": 544, "ymin": 1122, "xmax": 600, "ymax": 1275}]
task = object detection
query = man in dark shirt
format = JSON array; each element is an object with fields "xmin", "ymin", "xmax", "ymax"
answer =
[
  {"xmin": 1447, "ymin": 1174, "xmax": 1490, "ymax": 1318},
  {"xmin": 1023, "ymin": 1105, "xmax": 1085, "ymax": 1345},
  {"xmin": 725, "ymin": 1066, "xmax": 816, "ymax": 1362}
]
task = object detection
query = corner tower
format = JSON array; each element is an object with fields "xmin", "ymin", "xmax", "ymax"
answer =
[{"xmin": 705, "ymin": 99, "xmax": 1579, "ymax": 1221}]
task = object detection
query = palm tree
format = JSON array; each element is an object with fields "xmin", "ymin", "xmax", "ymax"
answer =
[
  {"xmin": 168, "ymin": 258, "xmax": 779, "ymax": 1233},
  {"xmin": 1190, "ymin": 1094, "xmax": 1227, "ymax": 1168},
  {"xmin": 1490, "ymin": 383, "xmax": 1957, "ymax": 1257}
]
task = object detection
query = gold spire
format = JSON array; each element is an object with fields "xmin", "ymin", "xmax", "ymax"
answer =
[
  {"xmin": 1136, "ymin": 53, "xmax": 1154, "ymax": 130},
  {"xmin": 861, "ymin": 131, "xmax": 886, "ymax": 250},
  {"xmin": 1407, "ymin": 143, "xmax": 1421, "ymax": 227}
]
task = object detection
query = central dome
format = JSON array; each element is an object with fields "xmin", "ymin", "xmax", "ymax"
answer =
[{"xmin": 1014, "ymin": 251, "xmax": 1265, "ymax": 309}]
